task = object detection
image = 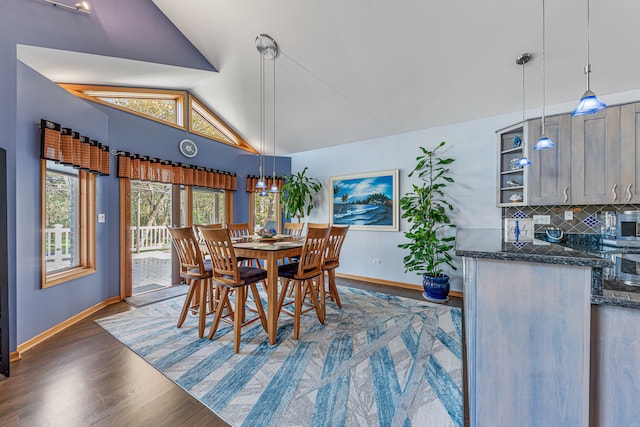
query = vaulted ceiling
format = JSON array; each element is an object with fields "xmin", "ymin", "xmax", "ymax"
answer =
[{"xmin": 21, "ymin": 0, "xmax": 640, "ymax": 155}]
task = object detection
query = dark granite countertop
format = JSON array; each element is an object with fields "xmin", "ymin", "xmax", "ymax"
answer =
[
  {"xmin": 454, "ymin": 229, "xmax": 610, "ymax": 268},
  {"xmin": 455, "ymin": 229, "xmax": 640, "ymax": 310}
]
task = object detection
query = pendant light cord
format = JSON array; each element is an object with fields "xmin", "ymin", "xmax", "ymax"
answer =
[
  {"xmin": 522, "ymin": 60, "xmax": 526, "ymax": 125},
  {"xmin": 541, "ymin": 0, "xmax": 547, "ymax": 134},
  {"xmin": 260, "ymin": 50, "xmax": 265, "ymax": 181},
  {"xmin": 585, "ymin": 0, "xmax": 592, "ymax": 90},
  {"xmin": 272, "ymin": 57, "xmax": 276, "ymax": 180}
]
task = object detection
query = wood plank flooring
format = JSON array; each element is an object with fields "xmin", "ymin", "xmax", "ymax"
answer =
[{"xmin": 0, "ymin": 278, "xmax": 465, "ymax": 427}]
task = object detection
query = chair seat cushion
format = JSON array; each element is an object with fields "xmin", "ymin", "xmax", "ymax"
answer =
[
  {"xmin": 277, "ymin": 262, "xmax": 299, "ymax": 279},
  {"xmin": 236, "ymin": 266, "xmax": 267, "ymax": 285},
  {"xmin": 185, "ymin": 258, "xmax": 213, "ymax": 277}
]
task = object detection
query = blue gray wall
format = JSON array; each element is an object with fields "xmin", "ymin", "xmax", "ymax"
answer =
[{"xmin": 2, "ymin": 0, "xmax": 290, "ymax": 351}]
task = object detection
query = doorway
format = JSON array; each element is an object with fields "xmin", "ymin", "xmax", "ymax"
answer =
[{"xmin": 129, "ymin": 180, "xmax": 172, "ymax": 296}]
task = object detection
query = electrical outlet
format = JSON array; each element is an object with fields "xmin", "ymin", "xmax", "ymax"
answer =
[
  {"xmin": 564, "ymin": 210, "xmax": 574, "ymax": 221},
  {"xmin": 98, "ymin": 213, "xmax": 106, "ymax": 223},
  {"xmin": 533, "ymin": 215, "xmax": 550, "ymax": 225},
  {"xmin": 372, "ymin": 259, "xmax": 381, "ymax": 264}
]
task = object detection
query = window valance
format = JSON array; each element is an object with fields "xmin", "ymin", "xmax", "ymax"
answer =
[
  {"xmin": 40, "ymin": 119, "xmax": 110, "ymax": 175},
  {"xmin": 246, "ymin": 175, "xmax": 285, "ymax": 192},
  {"xmin": 117, "ymin": 152, "xmax": 236, "ymax": 191}
]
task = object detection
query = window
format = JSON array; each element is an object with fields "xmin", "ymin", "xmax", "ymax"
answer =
[
  {"xmin": 59, "ymin": 84, "xmax": 186, "ymax": 129},
  {"xmin": 192, "ymin": 187, "xmax": 226, "ymax": 225},
  {"xmin": 58, "ymin": 85, "xmax": 259, "ymax": 154},
  {"xmin": 41, "ymin": 160, "xmax": 96, "ymax": 287},
  {"xmin": 250, "ymin": 192, "xmax": 281, "ymax": 233}
]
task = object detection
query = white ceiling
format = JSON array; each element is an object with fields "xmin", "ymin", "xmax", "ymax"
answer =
[{"xmin": 19, "ymin": 0, "xmax": 640, "ymax": 155}]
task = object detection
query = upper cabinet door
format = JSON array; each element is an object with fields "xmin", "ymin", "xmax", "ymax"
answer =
[
  {"xmin": 620, "ymin": 103, "xmax": 640, "ymax": 204},
  {"xmin": 571, "ymin": 107, "xmax": 621, "ymax": 205},
  {"xmin": 527, "ymin": 115, "xmax": 572, "ymax": 205}
]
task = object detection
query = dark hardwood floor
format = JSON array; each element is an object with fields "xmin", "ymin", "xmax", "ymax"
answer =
[{"xmin": 0, "ymin": 278, "xmax": 465, "ymax": 427}]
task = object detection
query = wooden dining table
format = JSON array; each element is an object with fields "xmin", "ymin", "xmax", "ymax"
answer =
[{"xmin": 232, "ymin": 237, "xmax": 303, "ymax": 345}]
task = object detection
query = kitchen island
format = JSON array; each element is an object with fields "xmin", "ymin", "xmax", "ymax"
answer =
[{"xmin": 455, "ymin": 229, "xmax": 640, "ymax": 427}]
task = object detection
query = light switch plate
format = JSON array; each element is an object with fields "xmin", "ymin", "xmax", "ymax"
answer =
[
  {"xmin": 564, "ymin": 210, "xmax": 574, "ymax": 221},
  {"xmin": 504, "ymin": 218, "xmax": 534, "ymax": 242}
]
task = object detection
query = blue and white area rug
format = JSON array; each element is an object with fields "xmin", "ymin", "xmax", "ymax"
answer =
[{"xmin": 96, "ymin": 286, "xmax": 463, "ymax": 427}]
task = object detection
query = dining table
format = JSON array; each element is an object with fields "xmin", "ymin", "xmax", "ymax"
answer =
[{"xmin": 231, "ymin": 236, "xmax": 303, "ymax": 345}]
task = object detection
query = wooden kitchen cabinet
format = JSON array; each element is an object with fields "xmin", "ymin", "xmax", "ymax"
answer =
[
  {"xmin": 571, "ymin": 106, "xmax": 621, "ymax": 205},
  {"xmin": 497, "ymin": 101, "xmax": 640, "ymax": 207},
  {"xmin": 526, "ymin": 114, "xmax": 572, "ymax": 205},
  {"xmin": 619, "ymin": 102, "xmax": 640, "ymax": 204}
]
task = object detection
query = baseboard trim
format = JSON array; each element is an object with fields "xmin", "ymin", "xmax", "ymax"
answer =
[
  {"xmin": 336, "ymin": 273, "xmax": 463, "ymax": 298},
  {"xmin": 10, "ymin": 351, "xmax": 22, "ymax": 363},
  {"xmin": 15, "ymin": 296, "xmax": 121, "ymax": 358}
]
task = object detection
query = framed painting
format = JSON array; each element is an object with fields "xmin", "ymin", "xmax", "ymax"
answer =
[{"xmin": 329, "ymin": 169, "xmax": 399, "ymax": 231}]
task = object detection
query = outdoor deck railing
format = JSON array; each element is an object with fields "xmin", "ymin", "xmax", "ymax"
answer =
[{"xmin": 45, "ymin": 225, "xmax": 172, "ymax": 264}]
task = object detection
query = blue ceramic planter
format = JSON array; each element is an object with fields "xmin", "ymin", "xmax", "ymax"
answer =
[{"xmin": 422, "ymin": 274, "xmax": 450, "ymax": 303}]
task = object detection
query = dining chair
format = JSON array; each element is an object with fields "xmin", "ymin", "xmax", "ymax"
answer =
[
  {"xmin": 277, "ymin": 225, "xmax": 331, "ymax": 339},
  {"xmin": 167, "ymin": 226, "xmax": 214, "ymax": 338},
  {"xmin": 201, "ymin": 227, "xmax": 268, "ymax": 353},
  {"xmin": 321, "ymin": 225, "xmax": 350, "ymax": 308},
  {"xmin": 227, "ymin": 222, "xmax": 260, "ymax": 267},
  {"xmin": 283, "ymin": 222, "xmax": 304, "ymax": 237},
  {"xmin": 193, "ymin": 223, "xmax": 223, "ymax": 243},
  {"xmin": 306, "ymin": 222, "xmax": 330, "ymax": 229}
]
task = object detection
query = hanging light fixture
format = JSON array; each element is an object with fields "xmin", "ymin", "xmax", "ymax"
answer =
[
  {"xmin": 534, "ymin": 0, "xmax": 555, "ymax": 151},
  {"xmin": 255, "ymin": 34, "xmax": 279, "ymax": 196},
  {"xmin": 515, "ymin": 52, "xmax": 532, "ymax": 167},
  {"xmin": 571, "ymin": 0, "xmax": 606, "ymax": 116}
]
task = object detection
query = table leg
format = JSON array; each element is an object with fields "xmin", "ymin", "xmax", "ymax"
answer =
[{"xmin": 266, "ymin": 253, "xmax": 278, "ymax": 345}]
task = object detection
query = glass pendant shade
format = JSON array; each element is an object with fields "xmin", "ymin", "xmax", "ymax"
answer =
[
  {"xmin": 534, "ymin": 134, "xmax": 555, "ymax": 150},
  {"xmin": 516, "ymin": 157, "xmax": 532, "ymax": 167},
  {"xmin": 256, "ymin": 179, "xmax": 266, "ymax": 189},
  {"xmin": 259, "ymin": 188, "xmax": 269, "ymax": 197},
  {"xmin": 269, "ymin": 184, "xmax": 279, "ymax": 193},
  {"xmin": 571, "ymin": 89, "xmax": 607, "ymax": 116}
]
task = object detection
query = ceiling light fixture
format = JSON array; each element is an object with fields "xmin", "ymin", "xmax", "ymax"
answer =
[
  {"xmin": 534, "ymin": 0, "xmax": 555, "ymax": 151},
  {"xmin": 256, "ymin": 34, "xmax": 279, "ymax": 197},
  {"xmin": 42, "ymin": 0, "xmax": 91, "ymax": 14},
  {"xmin": 515, "ymin": 53, "xmax": 532, "ymax": 167},
  {"xmin": 268, "ymin": 48, "xmax": 280, "ymax": 194},
  {"xmin": 571, "ymin": 0, "xmax": 606, "ymax": 116}
]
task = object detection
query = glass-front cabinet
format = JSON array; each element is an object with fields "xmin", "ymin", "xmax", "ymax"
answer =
[{"xmin": 497, "ymin": 123, "xmax": 527, "ymax": 206}]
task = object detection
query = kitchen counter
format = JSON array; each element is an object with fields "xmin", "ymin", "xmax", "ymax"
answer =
[{"xmin": 455, "ymin": 228, "xmax": 640, "ymax": 309}]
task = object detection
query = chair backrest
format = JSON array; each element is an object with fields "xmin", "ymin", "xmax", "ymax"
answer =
[
  {"xmin": 227, "ymin": 222, "xmax": 252, "ymax": 238},
  {"xmin": 307, "ymin": 222, "xmax": 329, "ymax": 229},
  {"xmin": 324, "ymin": 225, "xmax": 349, "ymax": 268},
  {"xmin": 167, "ymin": 226, "xmax": 208, "ymax": 278},
  {"xmin": 283, "ymin": 222, "xmax": 304, "ymax": 236},
  {"xmin": 200, "ymin": 227, "xmax": 241, "ymax": 285},
  {"xmin": 194, "ymin": 223, "xmax": 223, "ymax": 241},
  {"xmin": 296, "ymin": 226, "xmax": 331, "ymax": 280}
]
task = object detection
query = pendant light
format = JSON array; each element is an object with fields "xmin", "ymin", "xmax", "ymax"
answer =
[
  {"xmin": 255, "ymin": 34, "xmax": 279, "ymax": 196},
  {"xmin": 534, "ymin": 0, "xmax": 555, "ymax": 151},
  {"xmin": 571, "ymin": 0, "xmax": 606, "ymax": 116},
  {"xmin": 515, "ymin": 53, "xmax": 532, "ymax": 167}
]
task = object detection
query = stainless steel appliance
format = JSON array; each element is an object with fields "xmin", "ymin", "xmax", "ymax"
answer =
[{"xmin": 602, "ymin": 210, "xmax": 640, "ymax": 248}]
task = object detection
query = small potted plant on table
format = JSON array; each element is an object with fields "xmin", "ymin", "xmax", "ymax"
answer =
[{"xmin": 399, "ymin": 141, "xmax": 456, "ymax": 303}]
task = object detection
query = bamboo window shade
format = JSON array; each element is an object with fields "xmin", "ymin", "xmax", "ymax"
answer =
[
  {"xmin": 116, "ymin": 152, "xmax": 236, "ymax": 190},
  {"xmin": 40, "ymin": 119, "xmax": 110, "ymax": 175},
  {"xmin": 246, "ymin": 175, "xmax": 284, "ymax": 192}
]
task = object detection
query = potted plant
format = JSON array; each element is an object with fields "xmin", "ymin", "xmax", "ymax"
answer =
[
  {"xmin": 398, "ymin": 141, "xmax": 457, "ymax": 303},
  {"xmin": 281, "ymin": 167, "xmax": 323, "ymax": 222}
]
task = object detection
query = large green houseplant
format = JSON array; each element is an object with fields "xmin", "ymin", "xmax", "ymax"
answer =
[
  {"xmin": 399, "ymin": 141, "xmax": 456, "ymax": 302},
  {"xmin": 281, "ymin": 167, "xmax": 322, "ymax": 222}
]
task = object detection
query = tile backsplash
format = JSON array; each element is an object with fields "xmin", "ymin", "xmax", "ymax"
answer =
[{"xmin": 503, "ymin": 204, "xmax": 640, "ymax": 234}]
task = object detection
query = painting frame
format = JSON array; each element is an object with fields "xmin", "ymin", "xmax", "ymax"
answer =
[{"xmin": 329, "ymin": 169, "xmax": 399, "ymax": 231}]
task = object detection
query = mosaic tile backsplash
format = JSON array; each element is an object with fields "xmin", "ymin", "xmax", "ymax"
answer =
[{"xmin": 503, "ymin": 204, "xmax": 640, "ymax": 234}]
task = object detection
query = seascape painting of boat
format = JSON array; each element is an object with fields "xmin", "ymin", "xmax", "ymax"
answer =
[{"xmin": 329, "ymin": 169, "xmax": 398, "ymax": 231}]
